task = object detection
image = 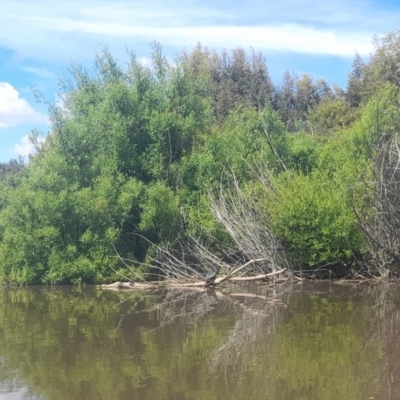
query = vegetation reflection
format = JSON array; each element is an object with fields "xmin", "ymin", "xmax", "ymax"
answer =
[{"xmin": 0, "ymin": 285, "xmax": 396, "ymax": 399}]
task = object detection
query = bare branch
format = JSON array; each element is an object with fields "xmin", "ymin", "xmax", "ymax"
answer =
[{"xmin": 353, "ymin": 131, "xmax": 400, "ymax": 276}]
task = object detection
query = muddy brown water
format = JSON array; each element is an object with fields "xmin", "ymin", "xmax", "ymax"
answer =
[{"xmin": 0, "ymin": 282, "xmax": 398, "ymax": 399}]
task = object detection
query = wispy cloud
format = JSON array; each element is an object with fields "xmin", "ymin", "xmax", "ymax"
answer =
[
  {"xmin": 0, "ymin": 82, "xmax": 48, "ymax": 128},
  {"xmin": 0, "ymin": 0, "xmax": 397, "ymax": 63},
  {"xmin": 19, "ymin": 66, "xmax": 57, "ymax": 80}
]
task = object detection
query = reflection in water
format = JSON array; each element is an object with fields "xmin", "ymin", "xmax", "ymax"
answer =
[{"xmin": 0, "ymin": 283, "xmax": 398, "ymax": 399}]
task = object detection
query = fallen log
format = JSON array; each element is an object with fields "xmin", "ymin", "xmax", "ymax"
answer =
[
  {"xmin": 229, "ymin": 268, "xmax": 287, "ymax": 282},
  {"xmin": 100, "ymin": 281, "xmax": 154, "ymax": 290},
  {"xmin": 100, "ymin": 262, "xmax": 288, "ymax": 290}
]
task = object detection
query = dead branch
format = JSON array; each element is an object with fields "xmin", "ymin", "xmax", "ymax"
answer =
[
  {"xmin": 102, "ymin": 265, "xmax": 287, "ymax": 290},
  {"xmin": 100, "ymin": 281, "xmax": 155, "ymax": 290},
  {"xmin": 208, "ymin": 172, "xmax": 288, "ymax": 274},
  {"xmin": 353, "ymin": 132, "xmax": 400, "ymax": 276},
  {"xmin": 110, "ymin": 152, "xmax": 288, "ymax": 286},
  {"xmin": 229, "ymin": 268, "xmax": 287, "ymax": 282},
  {"xmin": 217, "ymin": 258, "xmax": 268, "ymax": 284}
]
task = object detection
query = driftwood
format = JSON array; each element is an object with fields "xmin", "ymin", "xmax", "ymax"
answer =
[
  {"xmin": 163, "ymin": 267, "xmax": 287, "ymax": 288},
  {"xmin": 229, "ymin": 269, "xmax": 286, "ymax": 282},
  {"xmin": 100, "ymin": 281, "xmax": 155, "ymax": 290},
  {"xmin": 101, "ymin": 260, "xmax": 287, "ymax": 290}
]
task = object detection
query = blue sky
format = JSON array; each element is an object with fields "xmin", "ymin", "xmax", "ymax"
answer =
[{"xmin": 0, "ymin": 0, "xmax": 399, "ymax": 162}]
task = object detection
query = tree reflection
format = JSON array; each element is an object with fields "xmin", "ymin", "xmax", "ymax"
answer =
[{"xmin": 0, "ymin": 284, "xmax": 398, "ymax": 399}]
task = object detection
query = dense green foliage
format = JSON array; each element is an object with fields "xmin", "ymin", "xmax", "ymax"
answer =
[{"xmin": 2, "ymin": 31, "xmax": 400, "ymax": 283}]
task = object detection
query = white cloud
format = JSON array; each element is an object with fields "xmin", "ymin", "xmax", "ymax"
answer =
[
  {"xmin": 16, "ymin": 18, "xmax": 370, "ymax": 56},
  {"xmin": 0, "ymin": 82, "xmax": 48, "ymax": 129},
  {"xmin": 94, "ymin": 24, "xmax": 371, "ymax": 56},
  {"xmin": 137, "ymin": 56, "xmax": 151, "ymax": 66},
  {"xmin": 0, "ymin": 0, "xmax": 397, "ymax": 62},
  {"xmin": 10, "ymin": 135, "xmax": 37, "ymax": 158}
]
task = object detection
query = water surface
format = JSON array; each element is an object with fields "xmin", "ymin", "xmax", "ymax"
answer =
[{"xmin": 0, "ymin": 282, "xmax": 398, "ymax": 399}]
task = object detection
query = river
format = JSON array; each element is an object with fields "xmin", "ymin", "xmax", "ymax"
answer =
[{"xmin": 0, "ymin": 282, "xmax": 398, "ymax": 399}]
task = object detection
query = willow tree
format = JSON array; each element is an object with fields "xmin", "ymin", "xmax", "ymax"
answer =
[{"xmin": 0, "ymin": 45, "xmax": 213, "ymax": 284}]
